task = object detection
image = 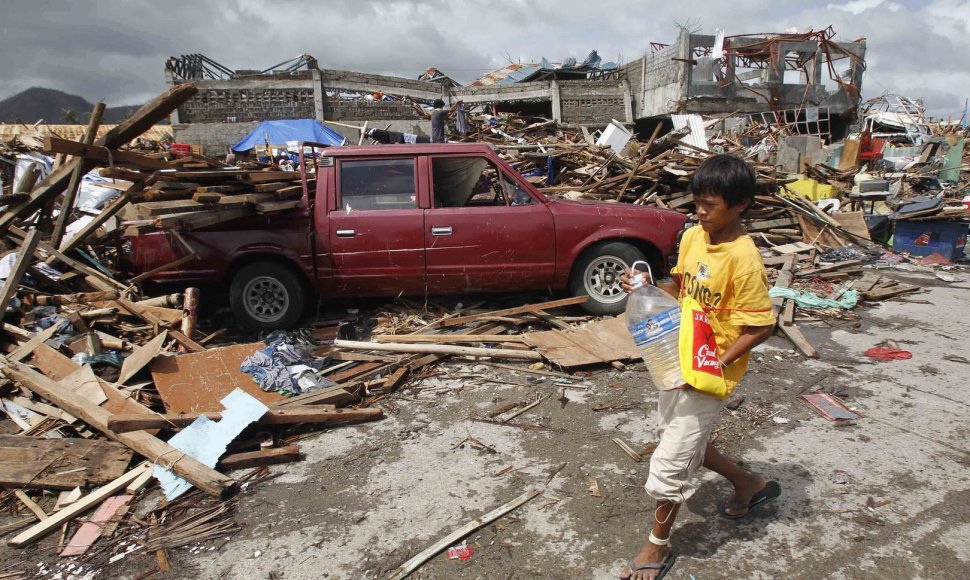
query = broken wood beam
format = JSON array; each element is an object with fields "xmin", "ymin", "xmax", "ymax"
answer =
[
  {"xmin": 49, "ymin": 102, "xmax": 105, "ymax": 249},
  {"xmin": 43, "ymin": 136, "xmax": 172, "ymax": 170},
  {"xmin": 440, "ymin": 296, "xmax": 588, "ymax": 327},
  {"xmin": 387, "ymin": 490, "xmax": 541, "ymax": 580},
  {"xmin": 333, "ymin": 339, "xmax": 542, "ymax": 360},
  {"xmin": 3, "ymin": 362, "xmax": 237, "ymax": 500},
  {"xmin": 105, "ymin": 406, "xmax": 382, "ymax": 432},
  {"xmin": 7, "ymin": 463, "xmax": 149, "ymax": 548},
  {"xmin": 218, "ymin": 445, "xmax": 302, "ymax": 470},
  {"xmin": 58, "ymin": 187, "xmax": 139, "ymax": 255},
  {"xmin": 0, "ymin": 229, "xmax": 40, "ymax": 316}
]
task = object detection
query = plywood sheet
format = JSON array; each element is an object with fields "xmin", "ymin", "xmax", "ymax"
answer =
[
  {"xmin": 832, "ymin": 211, "xmax": 871, "ymax": 241},
  {"xmin": 151, "ymin": 342, "xmax": 282, "ymax": 413},
  {"xmin": 522, "ymin": 316, "xmax": 640, "ymax": 368},
  {"xmin": 0, "ymin": 435, "xmax": 133, "ymax": 490}
]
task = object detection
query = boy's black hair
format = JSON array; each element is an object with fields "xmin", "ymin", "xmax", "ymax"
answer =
[
  {"xmin": 432, "ymin": 98, "xmax": 446, "ymax": 108},
  {"xmin": 689, "ymin": 154, "xmax": 757, "ymax": 209}
]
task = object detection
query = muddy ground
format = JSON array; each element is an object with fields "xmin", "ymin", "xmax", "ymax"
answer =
[{"xmin": 3, "ymin": 268, "xmax": 970, "ymax": 579}]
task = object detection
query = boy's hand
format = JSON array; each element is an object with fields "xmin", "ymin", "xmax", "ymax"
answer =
[{"xmin": 620, "ymin": 268, "xmax": 638, "ymax": 294}]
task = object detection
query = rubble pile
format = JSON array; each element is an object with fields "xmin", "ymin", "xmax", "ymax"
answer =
[{"xmin": 0, "ymin": 74, "xmax": 967, "ymax": 576}]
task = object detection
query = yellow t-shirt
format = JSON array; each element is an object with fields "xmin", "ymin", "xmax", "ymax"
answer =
[{"xmin": 671, "ymin": 225, "xmax": 776, "ymax": 391}]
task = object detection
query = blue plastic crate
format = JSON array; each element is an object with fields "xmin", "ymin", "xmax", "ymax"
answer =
[{"xmin": 893, "ymin": 220, "xmax": 968, "ymax": 260}]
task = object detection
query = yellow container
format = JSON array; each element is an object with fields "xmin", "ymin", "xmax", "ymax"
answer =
[{"xmin": 785, "ymin": 178, "xmax": 837, "ymax": 201}]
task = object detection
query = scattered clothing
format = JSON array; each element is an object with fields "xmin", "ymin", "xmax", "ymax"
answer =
[
  {"xmin": 455, "ymin": 102, "xmax": 470, "ymax": 136},
  {"xmin": 864, "ymin": 347, "xmax": 913, "ymax": 361},
  {"xmin": 768, "ymin": 287, "xmax": 859, "ymax": 310},
  {"xmin": 240, "ymin": 330, "xmax": 325, "ymax": 395},
  {"xmin": 368, "ymin": 128, "xmax": 431, "ymax": 145}
]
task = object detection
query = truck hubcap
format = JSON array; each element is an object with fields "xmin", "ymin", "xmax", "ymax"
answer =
[
  {"xmin": 243, "ymin": 276, "xmax": 289, "ymax": 322},
  {"xmin": 583, "ymin": 256, "xmax": 629, "ymax": 304}
]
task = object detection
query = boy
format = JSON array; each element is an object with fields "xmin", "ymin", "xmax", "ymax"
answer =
[{"xmin": 620, "ymin": 154, "xmax": 780, "ymax": 580}]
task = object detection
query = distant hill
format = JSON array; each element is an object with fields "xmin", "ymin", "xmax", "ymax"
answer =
[{"xmin": 0, "ymin": 87, "xmax": 147, "ymax": 125}]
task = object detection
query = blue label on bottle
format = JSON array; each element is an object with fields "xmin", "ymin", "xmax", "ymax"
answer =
[{"xmin": 628, "ymin": 307, "xmax": 680, "ymax": 347}]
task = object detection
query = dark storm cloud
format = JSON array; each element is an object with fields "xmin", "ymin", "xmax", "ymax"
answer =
[{"xmin": 0, "ymin": 0, "xmax": 965, "ymax": 116}]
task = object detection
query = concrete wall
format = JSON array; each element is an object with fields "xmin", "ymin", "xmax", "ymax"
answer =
[
  {"xmin": 631, "ymin": 32, "xmax": 689, "ymax": 118},
  {"xmin": 172, "ymin": 65, "xmax": 637, "ymax": 130},
  {"xmin": 559, "ymin": 80, "xmax": 631, "ymax": 125},
  {"xmin": 172, "ymin": 121, "xmax": 260, "ymax": 155}
]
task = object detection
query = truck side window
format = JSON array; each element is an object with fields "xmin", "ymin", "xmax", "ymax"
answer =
[
  {"xmin": 339, "ymin": 159, "xmax": 416, "ymax": 211},
  {"xmin": 502, "ymin": 173, "xmax": 535, "ymax": 206},
  {"xmin": 431, "ymin": 157, "xmax": 507, "ymax": 208}
]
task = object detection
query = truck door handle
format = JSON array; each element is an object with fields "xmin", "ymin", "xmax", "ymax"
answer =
[
  {"xmin": 336, "ymin": 229, "xmax": 356, "ymax": 237},
  {"xmin": 431, "ymin": 226, "xmax": 452, "ymax": 236}
]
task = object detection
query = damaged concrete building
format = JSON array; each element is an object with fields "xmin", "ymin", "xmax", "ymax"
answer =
[
  {"xmin": 622, "ymin": 27, "xmax": 866, "ymax": 140},
  {"xmin": 167, "ymin": 28, "xmax": 866, "ymax": 152},
  {"xmin": 165, "ymin": 50, "xmax": 635, "ymax": 152}
]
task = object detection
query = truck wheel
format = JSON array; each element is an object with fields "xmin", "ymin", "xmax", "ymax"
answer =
[
  {"xmin": 569, "ymin": 242, "xmax": 647, "ymax": 315},
  {"xmin": 230, "ymin": 262, "xmax": 306, "ymax": 330}
]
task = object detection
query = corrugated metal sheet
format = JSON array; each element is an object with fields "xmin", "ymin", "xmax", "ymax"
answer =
[
  {"xmin": 0, "ymin": 124, "xmax": 173, "ymax": 143},
  {"xmin": 671, "ymin": 114, "xmax": 708, "ymax": 151},
  {"xmin": 467, "ymin": 63, "xmax": 542, "ymax": 87}
]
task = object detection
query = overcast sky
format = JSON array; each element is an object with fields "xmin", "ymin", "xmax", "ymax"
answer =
[{"xmin": 1, "ymin": 0, "xmax": 967, "ymax": 118}]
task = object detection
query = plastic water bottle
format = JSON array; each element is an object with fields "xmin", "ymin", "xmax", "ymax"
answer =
[{"xmin": 625, "ymin": 261, "xmax": 684, "ymax": 390}]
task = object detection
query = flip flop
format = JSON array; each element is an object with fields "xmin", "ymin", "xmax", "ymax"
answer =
[
  {"xmin": 719, "ymin": 480, "xmax": 782, "ymax": 520},
  {"xmin": 620, "ymin": 552, "xmax": 677, "ymax": 580}
]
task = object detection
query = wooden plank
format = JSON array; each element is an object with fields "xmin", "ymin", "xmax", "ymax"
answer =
[
  {"xmin": 60, "ymin": 365, "xmax": 108, "ymax": 406},
  {"xmin": 242, "ymin": 171, "xmax": 302, "ymax": 184},
  {"xmin": 150, "ymin": 342, "xmax": 282, "ymax": 413},
  {"xmin": 770, "ymin": 255, "xmax": 796, "ymax": 317},
  {"xmin": 778, "ymin": 323, "xmax": 819, "ymax": 358},
  {"xmin": 747, "ymin": 218, "xmax": 799, "ymax": 231},
  {"xmin": 371, "ymin": 334, "xmax": 525, "ymax": 344},
  {"xmin": 136, "ymin": 193, "xmax": 276, "ymax": 217},
  {"xmin": 333, "ymin": 339, "xmax": 541, "ymax": 360},
  {"xmin": 8, "ymin": 322, "xmax": 62, "ymax": 363},
  {"xmin": 218, "ymin": 446, "xmax": 302, "ymax": 470},
  {"xmin": 387, "ymin": 490, "xmax": 540, "ymax": 580},
  {"xmin": 192, "ymin": 191, "xmax": 224, "ymax": 203},
  {"xmin": 128, "ymin": 253, "xmax": 199, "ymax": 284},
  {"xmin": 0, "ymin": 229, "xmax": 40, "ymax": 316},
  {"xmin": 275, "ymin": 385, "xmax": 360, "ymax": 408},
  {"xmin": 521, "ymin": 316, "xmax": 640, "ymax": 367},
  {"xmin": 59, "ymin": 494, "xmax": 132, "ymax": 556},
  {"xmin": 114, "ymin": 299, "xmax": 204, "ymax": 352},
  {"xmin": 153, "ymin": 207, "xmax": 252, "ymax": 230},
  {"xmin": 797, "ymin": 260, "xmax": 863, "ymax": 277},
  {"xmin": 0, "ymin": 435, "xmax": 133, "ymax": 490},
  {"xmin": 441, "ymin": 296, "xmax": 588, "ymax": 327},
  {"xmin": 255, "ymin": 200, "xmax": 300, "ymax": 214},
  {"xmin": 49, "ymin": 103, "xmax": 105, "ymax": 250},
  {"xmin": 43, "ymin": 136, "xmax": 172, "ymax": 170},
  {"xmin": 105, "ymin": 406, "xmax": 382, "ymax": 432},
  {"xmin": 8, "ymin": 463, "xmax": 149, "ymax": 548},
  {"xmin": 831, "ymin": 211, "xmax": 871, "ymax": 241},
  {"xmin": 14, "ymin": 490, "xmax": 48, "ymax": 521},
  {"xmin": 771, "ymin": 242, "xmax": 815, "ymax": 255},
  {"xmin": 4, "ymin": 363, "xmax": 237, "ymax": 499},
  {"xmin": 59, "ymin": 188, "xmax": 138, "ymax": 255},
  {"xmin": 8, "ymin": 226, "xmax": 125, "ymax": 291},
  {"xmin": 117, "ymin": 331, "xmax": 167, "ymax": 384}
]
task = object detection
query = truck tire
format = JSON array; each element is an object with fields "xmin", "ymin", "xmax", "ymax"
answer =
[
  {"xmin": 569, "ymin": 241, "xmax": 647, "ymax": 316},
  {"xmin": 229, "ymin": 262, "xmax": 307, "ymax": 330}
]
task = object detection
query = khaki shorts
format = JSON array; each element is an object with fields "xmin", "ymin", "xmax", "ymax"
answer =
[{"xmin": 644, "ymin": 388, "xmax": 723, "ymax": 503}]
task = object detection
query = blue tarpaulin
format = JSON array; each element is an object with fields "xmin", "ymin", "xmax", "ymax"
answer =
[{"xmin": 231, "ymin": 119, "xmax": 346, "ymax": 152}]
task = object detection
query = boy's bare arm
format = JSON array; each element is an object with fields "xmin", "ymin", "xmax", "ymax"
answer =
[{"xmin": 718, "ymin": 324, "xmax": 774, "ymax": 367}]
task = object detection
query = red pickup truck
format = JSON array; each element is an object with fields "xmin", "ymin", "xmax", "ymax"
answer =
[{"xmin": 126, "ymin": 143, "xmax": 687, "ymax": 329}]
